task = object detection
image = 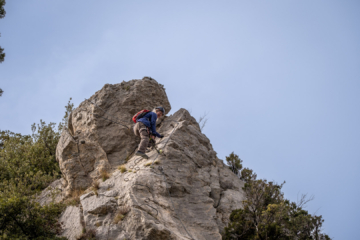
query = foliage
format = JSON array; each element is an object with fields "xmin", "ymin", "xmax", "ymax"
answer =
[
  {"xmin": 0, "ymin": 121, "xmax": 61, "ymax": 184},
  {"xmin": 0, "ymin": 45, "xmax": 4, "ymax": 64},
  {"xmin": 239, "ymin": 167, "xmax": 257, "ymax": 183},
  {"xmin": 0, "ymin": 194, "xmax": 66, "ymax": 239},
  {"xmin": 0, "ymin": 0, "xmax": 5, "ymax": 19},
  {"xmin": 0, "ymin": 0, "xmax": 5, "ymax": 64},
  {"xmin": 0, "ymin": 99, "xmax": 74, "ymax": 239},
  {"xmin": 1, "ymin": 0, "xmax": 6, "ymax": 97},
  {"xmin": 58, "ymin": 98, "xmax": 74, "ymax": 132},
  {"xmin": 226, "ymin": 152, "xmax": 243, "ymax": 176},
  {"xmin": 118, "ymin": 165, "xmax": 127, "ymax": 173},
  {"xmin": 224, "ymin": 158, "xmax": 331, "ymax": 240}
]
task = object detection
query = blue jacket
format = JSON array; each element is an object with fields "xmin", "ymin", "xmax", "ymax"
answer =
[{"xmin": 137, "ymin": 112, "xmax": 161, "ymax": 138}]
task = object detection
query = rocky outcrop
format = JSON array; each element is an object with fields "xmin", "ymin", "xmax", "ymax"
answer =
[
  {"xmin": 52, "ymin": 78, "xmax": 245, "ymax": 240},
  {"xmin": 56, "ymin": 77, "xmax": 171, "ymax": 196}
]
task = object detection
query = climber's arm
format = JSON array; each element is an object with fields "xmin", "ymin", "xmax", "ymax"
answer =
[{"xmin": 150, "ymin": 113, "xmax": 162, "ymax": 138}]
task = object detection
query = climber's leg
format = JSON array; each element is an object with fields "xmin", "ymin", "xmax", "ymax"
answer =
[
  {"xmin": 135, "ymin": 122, "xmax": 149, "ymax": 159},
  {"xmin": 133, "ymin": 122, "xmax": 140, "ymax": 137}
]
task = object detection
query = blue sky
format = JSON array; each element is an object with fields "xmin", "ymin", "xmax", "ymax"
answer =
[{"xmin": 1, "ymin": 1, "xmax": 359, "ymax": 239}]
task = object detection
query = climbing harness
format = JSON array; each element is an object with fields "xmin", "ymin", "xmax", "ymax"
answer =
[{"xmin": 86, "ymin": 98, "xmax": 130, "ymax": 129}]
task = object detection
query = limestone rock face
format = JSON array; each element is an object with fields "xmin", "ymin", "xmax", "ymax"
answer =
[
  {"xmin": 54, "ymin": 79, "xmax": 245, "ymax": 240},
  {"xmin": 56, "ymin": 77, "xmax": 171, "ymax": 195},
  {"xmin": 59, "ymin": 206, "xmax": 83, "ymax": 240},
  {"xmin": 37, "ymin": 179, "xmax": 66, "ymax": 206}
]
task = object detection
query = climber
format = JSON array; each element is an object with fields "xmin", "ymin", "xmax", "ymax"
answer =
[{"xmin": 133, "ymin": 107, "xmax": 165, "ymax": 159}]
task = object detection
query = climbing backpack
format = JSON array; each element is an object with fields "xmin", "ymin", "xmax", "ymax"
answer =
[{"xmin": 132, "ymin": 109, "xmax": 150, "ymax": 123}]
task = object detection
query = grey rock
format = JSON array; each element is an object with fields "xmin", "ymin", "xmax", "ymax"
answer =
[
  {"xmin": 53, "ymin": 79, "xmax": 245, "ymax": 239},
  {"xmin": 81, "ymin": 194, "xmax": 117, "ymax": 215},
  {"xmin": 59, "ymin": 206, "xmax": 83, "ymax": 240},
  {"xmin": 37, "ymin": 179, "xmax": 65, "ymax": 206},
  {"xmin": 56, "ymin": 77, "xmax": 171, "ymax": 196}
]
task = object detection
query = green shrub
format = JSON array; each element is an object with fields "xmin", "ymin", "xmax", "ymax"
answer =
[
  {"xmin": 0, "ymin": 98, "xmax": 73, "ymax": 239},
  {"xmin": 223, "ymin": 157, "xmax": 331, "ymax": 240},
  {"xmin": 225, "ymin": 152, "xmax": 243, "ymax": 175}
]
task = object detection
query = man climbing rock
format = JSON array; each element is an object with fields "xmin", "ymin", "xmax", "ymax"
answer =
[{"xmin": 133, "ymin": 107, "xmax": 165, "ymax": 159}]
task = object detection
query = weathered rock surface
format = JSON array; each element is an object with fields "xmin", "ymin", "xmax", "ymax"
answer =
[
  {"xmin": 56, "ymin": 77, "xmax": 171, "ymax": 196},
  {"xmin": 51, "ymin": 78, "xmax": 245, "ymax": 240},
  {"xmin": 37, "ymin": 178, "xmax": 66, "ymax": 206},
  {"xmin": 59, "ymin": 206, "xmax": 83, "ymax": 240}
]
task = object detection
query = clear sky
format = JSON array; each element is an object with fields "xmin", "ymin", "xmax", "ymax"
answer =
[{"xmin": 1, "ymin": 1, "xmax": 359, "ymax": 239}]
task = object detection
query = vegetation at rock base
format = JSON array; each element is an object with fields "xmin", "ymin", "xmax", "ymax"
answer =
[
  {"xmin": 224, "ymin": 153, "xmax": 331, "ymax": 240},
  {"xmin": 0, "ymin": 99, "xmax": 73, "ymax": 239}
]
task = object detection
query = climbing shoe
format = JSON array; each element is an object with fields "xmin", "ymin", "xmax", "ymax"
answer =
[{"xmin": 135, "ymin": 151, "xmax": 149, "ymax": 159}]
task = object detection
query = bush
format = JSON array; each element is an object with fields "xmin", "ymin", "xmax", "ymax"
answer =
[
  {"xmin": 223, "ymin": 159, "xmax": 331, "ymax": 240},
  {"xmin": 225, "ymin": 152, "xmax": 243, "ymax": 176},
  {"xmin": 0, "ymin": 185, "xmax": 66, "ymax": 239},
  {"xmin": 0, "ymin": 98, "xmax": 73, "ymax": 239}
]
